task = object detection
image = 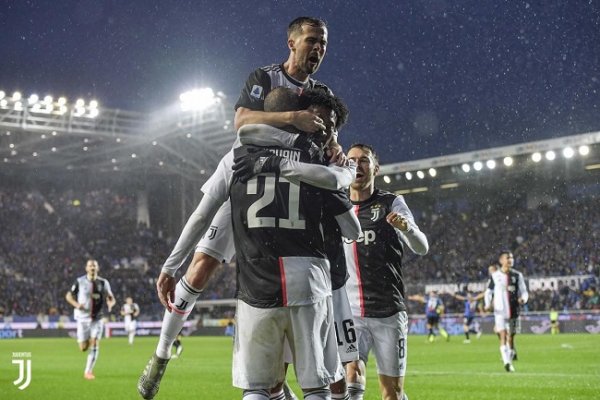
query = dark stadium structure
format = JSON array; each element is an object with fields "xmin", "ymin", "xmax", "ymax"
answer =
[{"xmin": 0, "ymin": 93, "xmax": 235, "ymax": 234}]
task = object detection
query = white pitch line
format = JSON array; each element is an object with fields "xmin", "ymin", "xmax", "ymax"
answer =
[{"xmin": 408, "ymin": 370, "xmax": 600, "ymax": 378}]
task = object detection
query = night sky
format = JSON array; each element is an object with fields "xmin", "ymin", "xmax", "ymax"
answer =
[{"xmin": 1, "ymin": 0, "xmax": 599, "ymax": 163}]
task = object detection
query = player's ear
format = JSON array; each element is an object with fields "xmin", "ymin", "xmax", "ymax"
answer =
[
  {"xmin": 374, "ymin": 163, "xmax": 380, "ymax": 176},
  {"xmin": 288, "ymin": 37, "xmax": 296, "ymax": 51}
]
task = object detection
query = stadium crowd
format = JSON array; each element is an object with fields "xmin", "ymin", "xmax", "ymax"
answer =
[{"xmin": 0, "ymin": 188, "xmax": 598, "ymax": 320}]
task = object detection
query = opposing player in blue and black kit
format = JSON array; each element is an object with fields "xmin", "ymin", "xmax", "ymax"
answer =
[{"xmin": 453, "ymin": 291, "xmax": 484, "ymax": 343}]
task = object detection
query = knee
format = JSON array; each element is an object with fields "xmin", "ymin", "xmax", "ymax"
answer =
[{"xmin": 346, "ymin": 361, "xmax": 366, "ymax": 384}]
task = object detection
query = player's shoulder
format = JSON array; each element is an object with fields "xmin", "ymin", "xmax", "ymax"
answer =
[
  {"xmin": 511, "ymin": 268, "xmax": 525, "ymax": 277},
  {"xmin": 259, "ymin": 63, "xmax": 283, "ymax": 73},
  {"xmin": 96, "ymin": 276, "xmax": 111, "ymax": 285},
  {"xmin": 374, "ymin": 189, "xmax": 399, "ymax": 204}
]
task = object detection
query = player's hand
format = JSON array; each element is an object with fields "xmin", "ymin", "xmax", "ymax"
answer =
[
  {"xmin": 291, "ymin": 110, "xmax": 326, "ymax": 133},
  {"xmin": 518, "ymin": 298, "xmax": 526, "ymax": 305},
  {"xmin": 232, "ymin": 148, "xmax": 283, "ymax": 183},
  {"xmin": 386, "ymin": 212, "xmax": 409, "ymax": 231},
  {"xmin": 157, "ymin": 272, "xmax": 176, "ymax": 312},
  {"xmin": 326, "ymin": 142, "xmax": 347, "ymax": 166}
]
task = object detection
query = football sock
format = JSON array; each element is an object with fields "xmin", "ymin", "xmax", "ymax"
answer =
[
  {"xmin": 347, "ymin": 382, "xmax": 365, "ymax": 400},
  {"xmin": 465, "ymin": 332, "xmax": 470, "ymax": 340},
  {"xmin": 440, "ymin": 328, "xmax": 449, "ymax": 339},
  {"xmin": 500, "ymin": 345, "xmax": 511, "ymax": 365},
  {"xmin": 128, "ymin": 331, "xmax": 135, "ymax": 345},
  {"xmin": 85, "ymin": 345, "xmax": 99, "ymax": 373},
  {"xmin": 243, "ymin": 389, "xmax": 270, "ymax": 399},
  {"xmin": 156, "ymin": 277, "xmax": 201, "ymax": 359},
  {"xmin": 282, "ymin": 381, "xmax": 299, "ymax": 400},
  {"xmin": 303, "ymin": 387, "xmax": 331, "ymax": 399}
]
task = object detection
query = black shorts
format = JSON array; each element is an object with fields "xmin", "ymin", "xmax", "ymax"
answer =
[{"xmin": 427, "ymin": 315, "xmax": 440, "ymax": 325}]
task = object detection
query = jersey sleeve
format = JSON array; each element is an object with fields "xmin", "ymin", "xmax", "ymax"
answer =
[
  {"xmin": 103, "ymin": 280, "xmax": 114, "ymax": 298},
  {"xmin": 518, "ymin": 272, "xmax": 529, "ymax": 304},
  {"xmin": 234, "ymin": 68, "xmax": 271, "ymax": 111},
  {"xmin": 323, "ymin": 190, "xmax": 353, "ymax": 216},
  {"xmin": 392, "ymin": 195, "xmax": 429, "ymax": 255},
  {"xmin": 70, "ymin": 280, "xmax": 79, "ymax": 296}
]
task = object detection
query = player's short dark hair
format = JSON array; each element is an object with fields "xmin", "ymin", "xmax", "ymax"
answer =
[
  {"xmin": 498, "ymin": 249, "xmax": 513, "ymax": 259},
  {"xmin": 264, "ymin": 87, "xmax": 302, "ymax": 113},
  {"xmin": 301, "ymin": 88, "xmax": 349, "ymax": 129},
  {"xmin": 288, "ymin": 17, "xmax": 327, "ymax": 38},
  {"xmin": 349, "ymin": 143, "xmax": 380, "ymax": 166}
]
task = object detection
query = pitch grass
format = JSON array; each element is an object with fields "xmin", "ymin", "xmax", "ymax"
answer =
[{"xmin": 0, "ymin": 334, "xmax": 598, "ymax": 399}]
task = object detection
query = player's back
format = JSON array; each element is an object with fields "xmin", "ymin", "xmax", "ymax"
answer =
[{"xmin": 230, "ymin": 145, "xmax": 330, "ymax": 309}]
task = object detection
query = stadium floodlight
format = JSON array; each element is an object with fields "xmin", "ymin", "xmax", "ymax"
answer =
[
  {"xmin": 578, "ymin": 145, "xmax": 590, "ymax": 156},
  {"xmin": 545, "ymin": 150, "xmax": 556, "ymax": 161},
  {"xmin": 75, "ymin": 98, "xmax": 85, "ymax": 107},
  {"xmin": 416, "ymin": 170, "xmax": 425, "ymax": 179},
  {"xmin": 503, "ymin": 156, "xmax": 513, "ymax": 167},
  {"xmin": 405, "ymin": 171, "xmax": 413, "ymax": 180},
  {"xmin": 562, "ymin": 147, "xmax": 574, "ymax": 159},
  {"xmin": 428, "ymin": 168, "xmax": 437, "ymax": 177},
  {"xmin": 51, "ymin": 147, "xmax": 57, "ymax": 152},
  {"xmin": 0, "ymin": 99, "xmax": 7, "ymax": 108},
  {"xmin": 473, "ymin": 161, "xmax": 483, "ymax": 171},
  {"xmin": 383, "ymin": 175, "xmax": 391, "ymax": 184},
  {"xmin": 14, "ymin": 101, "xmax": 23, "ymax": 111},
  {"xmin": 28, "ymin": 94, "xmax": 39, "ymax": 105},
  {"xmin": 89, "ymin": 108, "xmax": 99, "ymax": 118},
  {"xmin": 531, "ymin": 152, "xmax": 542, "ymax": 162},
  {"xmin": 179, "ymin": 88, "xmax": 219, "ymax": 111},
  {"xmin": 0, "ymin": 90, "xmax": 5, "ymax": 100},
  {"xmin": 57, "ymin": 97, "xmax": 67, "ymax": 105},
  {"xmin": 12, "ymin": 91, "xmax": 22, "ymax": 101},
  {"xmin": 43, "ymin": 95, "xmax": 53, "ymax": 104},
  {"xmin": 486, "ymin": 159, "xmax": 496, "ymax": 169},
  {"xmin": 461, "ymin": 163, "xmax": 470, "ymax": 172}
]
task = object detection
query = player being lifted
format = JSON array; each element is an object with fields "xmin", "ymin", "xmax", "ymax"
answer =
[
  {"xmin": 121, "ymin": 297, "xmax": 140, "ymax": 345},
  {"xmin": 138, "ymin": 86, "xmax": 356, "ymax": 400},
  {"xmin": 484, "ymin": 250, "xmax": 529, "ymax": 372},
  {"xmin": 65, "ymin": 259, "xmax": 116, "ymax": 380}
]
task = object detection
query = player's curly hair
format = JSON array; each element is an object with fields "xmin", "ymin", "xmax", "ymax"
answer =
[{"xmin": 300, "ymin": 88, "xmax": 349, "ymax": 130}]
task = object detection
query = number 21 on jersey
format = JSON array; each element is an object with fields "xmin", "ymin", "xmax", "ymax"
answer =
[{"xmin": 246, "ymin": 175, "xmax": 305, "ymax": 230}]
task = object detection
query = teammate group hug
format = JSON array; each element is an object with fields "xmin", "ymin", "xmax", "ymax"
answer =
[{"xmin": 65, "ymin": 16, "xmax": 528, "ymax": 400}]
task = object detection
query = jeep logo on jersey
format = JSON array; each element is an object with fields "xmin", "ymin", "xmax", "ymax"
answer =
[
  {"xmin": 343, "ymin": 230, "xmax": 377, "ymax": 245},
  {"xmin": 250, "ymin": 85, "xmax": 264, "ymax": 99}
]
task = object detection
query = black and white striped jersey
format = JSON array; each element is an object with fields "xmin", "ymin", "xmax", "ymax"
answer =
[
  {"xmin": 69, "ymin": 275, "xmax": 113, "ymax": 321},
  {"xmin": 485, "ymin": 268, "xmax": 529, "ymax": 318},
  {"xmin": 343, "ymin": 189, "xmax": 421, "ymax": 318},
  {"xmin": 229, "ymin": 144, "xmax": 350, "ymax": 308},
  {"xmin": 235, "ymin": 63, "xmax": 331, "ymax": 111}
]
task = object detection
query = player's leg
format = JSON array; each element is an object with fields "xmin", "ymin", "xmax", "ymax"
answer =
[
  {"xmin": 84, "ymin": 320, "xmax": 104, "ymax": 379},
  {"xmin": 331, "ymin": 286, "xmax": 358, "ymax": 400},
  {"xmin": 508, "ymin": 317, "xmax": 520, "ymax": 361},
  {"xmin": 77, "ymin": 321, "xmax": 91, "ymax": 352},
  {"xmin": 463, "ymin": 317, "xmax": 470, "ymax": 343},
  {"xmin": 426, "ymin": 317, "xmax": 435, "ymax": 342},
  {"xmin": 437, "ymin": 320, "xmax": 449, "ymax": 341},
  {"xmin": 346, "ymin": 316, "xmax": 371, "ymax": 400},
  {"xmin": 291, "ymin": 298, "xmax": 339, "ymax": 400},
  {"xmin": 269, "ymin": 342, "xmax": 298, "ymax": 400},
  {"xmin": 495, "ymin": 315, "xmax": 513, "ymax": 371},
  {"xmin": 138, "ymin": 203, "xmax": 235, "ymax": 399},
  {"xmin": 128, "ymin": 320, "xmax": 137, "ymax": 345},
  {"xmin": 233, "ymin": 300, "xmax": 287, "ymax": 394},
  {"xmin": 371, "ymin": 312, "xmax": 408, "ymax": 400}
]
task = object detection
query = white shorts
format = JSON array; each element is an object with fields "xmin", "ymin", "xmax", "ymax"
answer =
[
  {"xmin": 77, "ymin": 319, "xmax": 104, "ymax": 343},
  {"xmin": 494, "ymin": 314, "xmax": 521, "ymax": 334},
  {"xmin": 195, "ymin": 200, "xmax": 235, "ymax": 263},
  {"xmin": 354, "ymin": 311, "xmax": 408, "ymax": 377},
  {"xmin": 332, "ymin": 286, "xmax": 359, "ymax": 363},
  {"xmin": 125, "ymin": 319, "xmax": 137, "ymax": 332},
  {"xmin": 233, "ymin": 297, "xmax": 343, "ymax": 390}
]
